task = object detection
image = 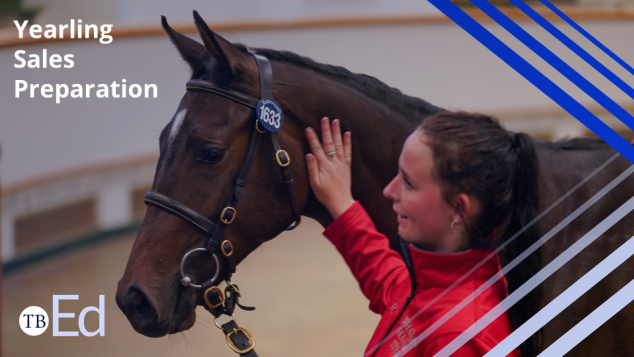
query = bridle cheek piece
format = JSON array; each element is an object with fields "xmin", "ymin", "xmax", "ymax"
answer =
[{"xmin": 143, "ymin": 53, "xmax": 301, "ymax": 356}]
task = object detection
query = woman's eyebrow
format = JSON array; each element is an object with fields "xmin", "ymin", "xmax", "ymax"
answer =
[{"xmin": 400, "ymin": 167, "xmax": 414, "ymax": 184}]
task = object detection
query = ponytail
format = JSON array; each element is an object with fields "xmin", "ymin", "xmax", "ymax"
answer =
[{"xmin": 503, "ymin": 132, "xmax": 542, "ymax": 357}]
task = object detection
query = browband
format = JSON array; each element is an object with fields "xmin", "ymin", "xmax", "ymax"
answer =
[{"xmin": 187, "ymin": 79, "xmax": 259, "ymax": 108}]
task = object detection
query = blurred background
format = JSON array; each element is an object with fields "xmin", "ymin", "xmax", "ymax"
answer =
[{"xmin": 1, "ymin": 0, "xmax": 633, "ymax": 356}]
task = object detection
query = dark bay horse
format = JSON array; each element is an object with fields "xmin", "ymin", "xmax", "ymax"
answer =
[{"xmin": 116, "ymin": 12, "xmax": 634, "ymax": 356}]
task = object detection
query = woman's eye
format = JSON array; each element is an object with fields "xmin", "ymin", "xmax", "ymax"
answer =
[
  {"xmin": 404, "ymin": 177, "xmax": 414, "ymax": 189},
  {"xmin": 195, "ymin": 147, "xmax": 225, "ymax": 164}
]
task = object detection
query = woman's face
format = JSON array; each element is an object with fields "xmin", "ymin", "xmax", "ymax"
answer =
[{"xmin": 383, "ymin": 130, "xmax": 461, "ymax": 252}]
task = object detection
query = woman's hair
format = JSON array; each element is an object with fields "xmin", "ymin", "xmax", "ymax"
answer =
[{"xmin": 419, "ymin": 111, "xmax": 542, "ymax": 356}]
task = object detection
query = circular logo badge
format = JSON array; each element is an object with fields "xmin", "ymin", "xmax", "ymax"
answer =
[
  {"xmin": 256, "ymin": 98, "xmax": 284, "ymax": 132},
  {"xmin": 19, "ymin": 306, "xmax": 49, "ymax": 336}
]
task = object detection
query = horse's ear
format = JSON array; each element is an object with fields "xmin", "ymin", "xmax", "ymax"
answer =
[
  {"xmin": 162, "ymin": 16, "xmax": 208, "ymax": 71},
  {"xmin": 193, "ymin": 10, "xmax": 246, "ymax": 77}
]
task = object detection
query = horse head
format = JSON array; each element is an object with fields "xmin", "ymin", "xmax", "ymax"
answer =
[
  {"xmin": 115, "ymin": 12, "xmax": 312, "ymax": 337},
  {"xmin": 116, "ymin": 10, "xmax": 443, "ymax": 338}
]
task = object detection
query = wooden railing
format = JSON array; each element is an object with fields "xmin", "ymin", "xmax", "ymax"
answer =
[{"xmin": 1, "ymin": 153, "xmax": 156, "ymax": 262}]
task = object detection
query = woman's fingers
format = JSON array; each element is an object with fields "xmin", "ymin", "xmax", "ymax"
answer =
[
  {"xmin": 305, "ymin": 153, "xmax": 320, "ymax": 184},
  {"xmin": 304, "ymin": 117, "xmax": 354, "ymax": 219},
  {"xmin": 320, "ymin": 117, "xmax": 337, "ymax": 156},
  {"xmin": 332, "ymin": 119, "xmax": 344, "ymax": 158},
  {"xmin": 305, "ymin": 118, "xmax": 350, "ymax": 165},
  {"xmin": 343, "ymin": 131, "xmax": 352, "ymax": 166},
  {"xmin": 305, "ymin": 127, "xmax": 326, "ymax": 159}
]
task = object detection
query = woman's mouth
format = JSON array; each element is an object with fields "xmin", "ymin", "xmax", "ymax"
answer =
[{"xmin": 397, "ymin": 214, "xmax": 408, "ymax": 224}]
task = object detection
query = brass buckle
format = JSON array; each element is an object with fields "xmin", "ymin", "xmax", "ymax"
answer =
[
  {"xmin": 221, "ymin": 240, "xmax": 234, "ymax": 257},
  {"xmin": 220, "ymin": 207, "xmax": 237, "ymax": 224},
  {"xmin": 255, "ymin": 119, "xmax": 266, "ymax": 134},
  {"xmin": 226, "ymin": 282, "xmax": 242, "ymax": 298},
  {"xmin": 275, "ymin": 150, "xmax": 290, "ymax": 167},
  {"xmin": 203, "ymin": 286, "xmax": 224, "ymax": 309},
  {"xmin": 226, "ymin": 327, "xmax": 256, "ymax": 354}
]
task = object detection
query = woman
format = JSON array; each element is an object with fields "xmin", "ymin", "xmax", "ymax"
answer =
[{"xmin": 304, "ymin": 112, "xmax": 540, "ymax": 356}]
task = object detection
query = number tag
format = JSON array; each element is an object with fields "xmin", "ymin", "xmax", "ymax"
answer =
[{"xmin": 256, "ymin": 98, "xmax": 284, "ymax": 132}]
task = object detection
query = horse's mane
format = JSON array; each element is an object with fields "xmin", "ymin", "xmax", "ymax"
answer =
[
  {"xmin": 194, "ymin": 43, "xmax": 614, "ymax": 155},
  {"xmin": 226, "ymin": 44, "xmax": 445, "ymax": 119},
  {"xmin": 537, "ymin": 137, "xmax": 608, "ymax": 150}
]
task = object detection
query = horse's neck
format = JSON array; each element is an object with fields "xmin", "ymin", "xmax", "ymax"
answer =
[
  {"xmin": 536, "ymin": 141, "xmax": 627, "ymax": 207},
  {"xmin": 279, "ymin": 68, "xmax": 425, "ymax": 240}
]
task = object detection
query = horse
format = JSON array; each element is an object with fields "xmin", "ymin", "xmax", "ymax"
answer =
[{"xmin": 116, "ymin": 12, "xmax": 634, "ymax": 356}]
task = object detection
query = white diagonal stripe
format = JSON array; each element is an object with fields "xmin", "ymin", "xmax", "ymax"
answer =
[
  {"xmin": 486, "ymin": 234, "xmax": 634, "ymax": 356},
  {"xmin": 392, "ymin": 165, "xmax": 634, "ymax": 357},
  {"xmin": 432, "ymin": 195, "xmax": 634, "ymax": 357},
  {"xmin": 538, "ymin": 276, "xmax": 634, "ymax": 357},
  {"xmin": 365, "ymin": 151, "xmax": 623, "ymax": 357}
]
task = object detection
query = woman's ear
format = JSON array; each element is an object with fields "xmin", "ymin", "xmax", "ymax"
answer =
[{"xmin": 453, "ymin": 193, "xmax": 474, "ymax": 223}]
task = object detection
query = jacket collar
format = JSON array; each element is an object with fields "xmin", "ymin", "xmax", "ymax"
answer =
[{"xmin": 396, "ymin": 234, "xmax": 504, "ymax": 290}]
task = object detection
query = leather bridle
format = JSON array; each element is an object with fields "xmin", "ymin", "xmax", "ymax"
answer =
[{"xmin": 143, "ymin": 53, "xmax": 301, "ymax": 356}]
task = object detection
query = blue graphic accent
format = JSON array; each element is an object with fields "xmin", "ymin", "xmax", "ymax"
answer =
[
  {"xmin": 427, "ymin": 0, "xmax": 634, "ymax": 165},
  {"xmin": 540, "ymin": 0, "xmax": 634, "ymax": 77},
  {"xmin": 469, "ymin": 0, "xmax": 634, "ymax": 130},
  {"xmin": 505, "ymin": 0, "xmax": 634, "ymax": 101},
  {"xmin": 256, "ymin": 98, "xmax": 284, "ymax": 132}
]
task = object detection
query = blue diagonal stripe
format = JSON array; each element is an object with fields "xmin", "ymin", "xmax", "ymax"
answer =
[
  {"xmin": 540, "ymin": 0, "xmax": 634, "ymax": 77},
  {"xmin": 469, "ymin": 0, "xmax": 634, "ymax": 130},
  {"xmin": 507, "ymin": 0, "xmax": 634, "ymax": 101},
  {"xmin": 427, "ymin": 0, "xmax": 634, "ymax": 165}
]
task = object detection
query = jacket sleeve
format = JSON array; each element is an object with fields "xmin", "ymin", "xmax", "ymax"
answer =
[{"xmin": 323, "ymin": 201, "xmax": 411, "ymax": 315}]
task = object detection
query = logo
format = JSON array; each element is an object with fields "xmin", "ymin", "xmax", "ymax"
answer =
[
  {"xmin": 19, "ymin": 295, "xmax": 105, "ymax": 336},
  {"xmin": 256, "ymin": 97, "xmax": 284, "ymax": 132},
  {"xmin": 19, "ymin": 306, "xmax": 49, "ymax": 336},
  {"xmin": 390, "ymin": 302, "xmax": 399, "ymax": 315}
]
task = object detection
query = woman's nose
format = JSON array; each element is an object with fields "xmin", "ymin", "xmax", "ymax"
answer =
[{"xmin": 383, "ymin": 176, "xmax": 398, "ymax": 200}]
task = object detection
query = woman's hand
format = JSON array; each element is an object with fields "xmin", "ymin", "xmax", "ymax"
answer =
[{"xmin": 305, "ymin": 117, "xmax": 355, "ymax": 219}]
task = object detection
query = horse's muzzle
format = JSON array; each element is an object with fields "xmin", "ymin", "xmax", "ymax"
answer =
[{"xmin": 116, "ymin": 283, "xmax": 166, "ymax": 337}]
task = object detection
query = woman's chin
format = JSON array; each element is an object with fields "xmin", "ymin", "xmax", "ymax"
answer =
[{"xmin": 397, "ymin": 226, "xmax": 411, "ymax": 241}]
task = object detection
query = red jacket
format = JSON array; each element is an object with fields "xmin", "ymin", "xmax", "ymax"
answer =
[{"xmin": 323, "ymin": 202, "xmax": 520, "ymax": 357}]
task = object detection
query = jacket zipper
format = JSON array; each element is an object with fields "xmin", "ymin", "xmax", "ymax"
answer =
[
  {"xmin": 371, "ymin": 293, "xmax": 415, "ymax": 357},
  {"xmin": 370, "ymin": 236, "xmax": 419, "ymax": 357}
]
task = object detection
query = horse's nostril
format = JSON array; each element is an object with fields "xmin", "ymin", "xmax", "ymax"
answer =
[
  {"xmin": 122, "ymin": 286, "xmax": 159, "ymax": 332},
  {"xmin": 135, "ymin": 294, "xmax": 143, "ymax": 307},
  {"xmin": 136, "ymin": 295, "xmax": 155, "ymax": 324}
]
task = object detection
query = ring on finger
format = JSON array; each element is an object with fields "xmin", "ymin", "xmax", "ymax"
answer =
[{"xmin": 326, "ymin": 151, "xmax": 337, "ymax": 157}]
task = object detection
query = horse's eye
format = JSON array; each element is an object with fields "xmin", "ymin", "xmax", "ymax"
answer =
[{"xmin": 195, "ymin": 147, "xmax": 225, "ymax": 164}]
